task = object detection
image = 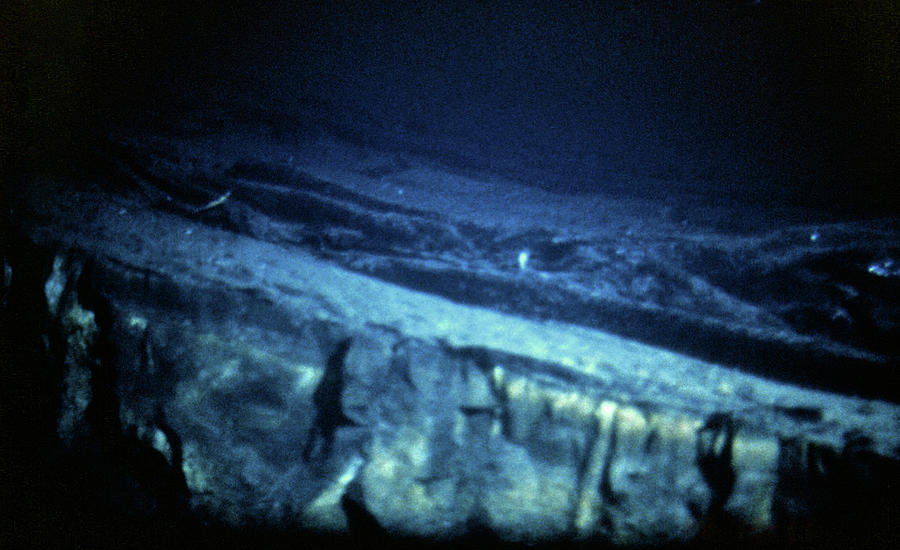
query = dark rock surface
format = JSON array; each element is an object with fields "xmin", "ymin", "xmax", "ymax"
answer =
[
  {"xmin": 3, "ymin": 117, "xmax": 898, "ymax": 547},
  {"xmin": 3, "ymin": 3, "xmax": 899, "ymax": 548}
]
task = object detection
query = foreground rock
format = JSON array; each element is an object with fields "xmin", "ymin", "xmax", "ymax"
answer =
[{"xmin": 3, "ymin": 175, "xmax": 898, "ymax": 547}]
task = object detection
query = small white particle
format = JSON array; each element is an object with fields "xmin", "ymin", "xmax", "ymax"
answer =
[{"xmin": 518, "ymin": 250, "xmax": 530, "ymax": 270}]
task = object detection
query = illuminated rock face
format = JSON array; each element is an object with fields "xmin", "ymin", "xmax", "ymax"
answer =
[{"xmin": 10, "ymin": 179, "xmax": 897, "ymax": 547}]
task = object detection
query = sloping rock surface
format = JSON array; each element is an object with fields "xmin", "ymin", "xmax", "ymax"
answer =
[{"xmin": 4, "ymin": 150, "xmax": 899, "ymax": 547}]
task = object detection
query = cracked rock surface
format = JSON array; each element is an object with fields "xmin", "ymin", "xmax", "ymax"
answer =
[
  {"xmin": 4, "ymin": 5, "xmax": 899, "ymax": 545},
  {"xmin": 3, "ymin": 130, "xmax": 898, "ymax": 546}
]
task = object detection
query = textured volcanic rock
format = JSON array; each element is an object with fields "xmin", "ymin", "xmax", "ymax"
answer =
[{"xmin": 3, "ymin": 174, "xmax": 898, "ymax": 548}]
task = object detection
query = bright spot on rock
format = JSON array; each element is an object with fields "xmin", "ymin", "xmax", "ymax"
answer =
[{"xmin": 518, "ymin": 250, "xmax": 530, "ymax": 270}]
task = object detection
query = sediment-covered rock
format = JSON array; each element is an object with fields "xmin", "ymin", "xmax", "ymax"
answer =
[{"xmin": 4, "ymin": 178, "xmax": 897, "ymax": 547}]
